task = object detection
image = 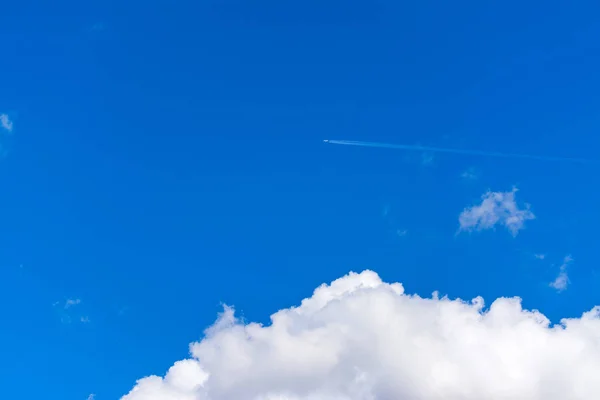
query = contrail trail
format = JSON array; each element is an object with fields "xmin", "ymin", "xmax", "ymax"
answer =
[{"xmin": 323, "ymin": 139, "xmax": 597, "ymax": 164}]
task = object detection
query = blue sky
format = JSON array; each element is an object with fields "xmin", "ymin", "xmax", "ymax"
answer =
[{"xmin": 2, "ymin": 1, "xmax": 600, "ymax": 399}]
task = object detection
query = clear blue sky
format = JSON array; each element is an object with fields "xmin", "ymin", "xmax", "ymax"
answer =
[{"xmin": 1, "ymin": 1, "xmax": 600, "ymax": 399}]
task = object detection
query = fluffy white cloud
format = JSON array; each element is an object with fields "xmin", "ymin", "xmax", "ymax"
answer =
[
  {"xmin": 0, "ymin": 113, "xmax": 13, "ymax": 132},
  {"xmin": 122, "ymin": 270, "xmax": 600, "ymax": 400},
  {"xmin": 458, "ymin": 188, "xmax": 535, "ymax": 236},
  {"xmin": 550, "ymin": 255, "xmax": 573, "ymax": 292}
]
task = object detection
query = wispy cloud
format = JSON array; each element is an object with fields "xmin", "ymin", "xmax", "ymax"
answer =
[
  {"xmin": 90, "ymin": 22, "xmax": 104, "ymax": 32},
  {"xmin": 87, "ymin": 394, "xmax": 95, "ymax": 400},
  {"xmin": 381, "ymin": 205, "xmax": 408, "ymax": 240},
  {"xmin": 461, "ymin": 167, "xmax": 479, "ymax": 180},
  {"xmin": 534, "ymin": 253, "xmax": 546, "ymax": 260},
  {"xmin": 550, "ymin": 255, "xmax": 573, "ymax": 292},
  {"xmin": 64, "ymin": 298, "xmax": 81, "ymax": 309},
  {"xmin": 0, "ymin": 114, "xmax": 13, "ymax": 132},
  {"xmin": 382, "ymin": 205, "xmax": 390, "ymax": 217},
  {"xmin": 54, "ymin": 298, "xmax": 88, "ymax": 324},
  {"xmin": 458, "ymin": 187, "xmax": 535, "ymax": 236},
  {"xmin": 421, "ymin": 152, "xmax": 434, "ymax": 166}
]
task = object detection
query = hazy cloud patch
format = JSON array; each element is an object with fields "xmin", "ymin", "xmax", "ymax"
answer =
[
  {"xmin": 458, "ymin": 187, "xmax": 535, "ymax": 236},
  {"xmin": 550, "ymin": 255, "xmax": 573, "ymax": 292},
  {"xmin": 0, "ymin": 113, "xmax": 13, "ymax": 132}
]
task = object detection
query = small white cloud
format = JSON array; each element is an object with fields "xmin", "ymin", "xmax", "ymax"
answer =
[
  {"xmin": 65, "ymin": 298, "xmax": 81, "ymax": 309},
  {"xmin": 122, "ymin": 270, "xmax": 600, "ymax": 400},
  {"xmin": 0, "ymin": 114, "xmax": 13, "ymax": 132},
  {"xmin": 550, "ymin": 272, "xmax": 568, "ymax": 292},
  {"xmin": 461, "ymin": 167, "xmax": 479, "ymax": 180},
  {"xmin": 550, "ymin": 255, "xmax": 573, "ymax": 292},
  {"xmin": 87, "ymin": 394, "xmax": 95, "ymax": 400},
  {"xmin": 396, "ymin": 229, "xmax": 407, "ymax": 237},
  {"xmin": 458, "ymin": 187, "xmax": 535, "ymax": 236},
  {"xmin": 54, "ymin": 298, "xmax": 87, "ymax": 324},
  {"xmin": 534, "ymin": 254, "xmax": 546, "ymax": 260}
]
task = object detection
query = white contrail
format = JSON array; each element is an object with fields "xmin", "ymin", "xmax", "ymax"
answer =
[{"xmin": 323, "ymin": 139, "xmax": 596, "ymax": 164}]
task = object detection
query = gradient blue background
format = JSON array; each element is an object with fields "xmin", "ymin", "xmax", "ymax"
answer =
[{"xmin": 1, "ymin": 1, "xmax": 600, "ymax": 398}]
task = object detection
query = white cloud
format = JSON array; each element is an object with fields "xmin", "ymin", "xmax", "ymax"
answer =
[
  {"xmin": 550, "ymin": 255, "xmax": 573, "ymax": 292},
  {"xmin": 53, "ymin": 298, "xmax": 86, "ymax": 324},
  {"xmin": 534, "ymin": 254, "xmax": 546, "ymax": 260},
  {"xmin": 122, "ymin": 270, "xmax": 600, "ymax": 400},
  {"xmin": 0, "ymin": 113, "xmax": 13, "ymax": 132},
  {"xmin": 87, "ymin": 394, "xmax": 95, "ymax": 400},
  {"xmin": 460, "ymin": 167, "xmax": 479, "ymax": 180},
  {"xmin": 458, "ymin": 187, "xmax": 535, "ymax": 236},
  {"xmin": 64, "ymin": 298, "xmax": 81, "ymax": 309}
]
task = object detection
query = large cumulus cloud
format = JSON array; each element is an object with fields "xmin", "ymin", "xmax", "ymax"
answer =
[{"xmin": 122, "ymin": 270, "xmax": 600, "ymax": 400}]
